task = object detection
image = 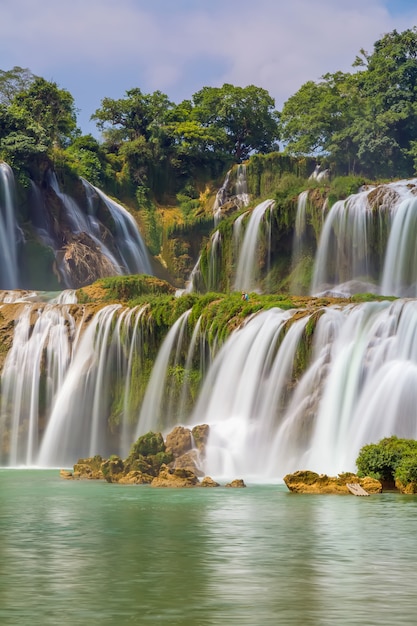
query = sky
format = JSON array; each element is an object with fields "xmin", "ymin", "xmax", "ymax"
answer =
[{"xmin": 1, "ymin": 0, "xmax": 417, "ymax": 137}]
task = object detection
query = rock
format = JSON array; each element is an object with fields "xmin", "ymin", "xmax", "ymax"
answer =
[
  {"xmin": 165, "ymin": 425, "xmax": 193, "ymax": 458},
  {"xmin": 395, "ymin": 479, "xmax": 417, "ymax": 494},
  {"xmin": 172, "ymin": 449, "xmax": 204, "ymax": 476},
  {"xmin": 283, "ymin": 470, "xmax": 382, "ymax": 494},
  {"xmin": 199, "ymin": 476, "xmax": 220, "ymax": 487},
  {"xmin": 225, "ymin": 479, "xmax": 246, "ymax": 488},
  {"xmin": 129, "ymin": 431, "xmax": 166, "ymax": 457},
  {"xmin": 151, "ymin": 464, "xmax": 199, "ymax": 488},
  {"xmin": 118, "ymin": 471, "xmax": 153, "ymax": 485},
  {"xmin": 101, "ymin": 456, "xmax": 125, "ymax": 483},
  {"xmin": 60, "ymin": 469, "xmax": 73, "ymax": 479},
  {"xmin": 191, "ymin": 424, "xmax": 210, "ymax": 455},
  {"xmin": 72, "ymin": 456, "xmax": 104, "ymax": 480}
]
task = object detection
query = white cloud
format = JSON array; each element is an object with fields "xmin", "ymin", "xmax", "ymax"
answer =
[{"xmin": 0, "ymin": 0, "xmax": 415, "ymax": 131}]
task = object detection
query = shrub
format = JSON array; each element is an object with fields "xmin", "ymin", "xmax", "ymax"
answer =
[{"xmin": 356, "ymin": 436, "xmax": 417, "ymax": 484}]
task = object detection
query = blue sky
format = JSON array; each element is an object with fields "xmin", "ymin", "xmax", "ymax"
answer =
[{"xmin": 1, "ymin": 0, "xmax": 416, "ymax": 136}]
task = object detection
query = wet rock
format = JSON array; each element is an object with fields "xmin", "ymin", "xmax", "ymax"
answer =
[
  {"xmin": 151, "ymin": 464, "xmax": 199, "ymax": 488},
  {"xmin": 172, "ymin": 449, "xmax": 204, "ymax": 477},
  {"xmin": 191, "ymin": 424, "xmax": 210, "ymax": 455},
  {"xmin": 225, "ymin": 479, "xmax": 246, "ymax": 488},
  {"xmin": 199, "ymin": 476, "xmax": 220, "ymax": 487},
  {"xmin": 59, "ymin": 469, "xmax": 73, "ymax": 479},
  {"xmin": 284, "ymin": 470, "xmax": 382, "ymax": 494},
  {"xmin": 165, "ymin": 425, "xmax": 193, "ymax": 458},
  {"xmin": 118, "ymin": 471, "xmax": 153, "ymax": 485}
]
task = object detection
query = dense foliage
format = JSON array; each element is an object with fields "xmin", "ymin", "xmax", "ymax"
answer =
[
  {"xmin": 280, "ymin": 28, "xmax": 417, "ymax": 178},
  {"xmin": 0, "ymin": 27, "xmax": 417, "ymax": 208},
  {"xmin": 356, "ymin": 436, "xmax": 417, "ymax": 485}
]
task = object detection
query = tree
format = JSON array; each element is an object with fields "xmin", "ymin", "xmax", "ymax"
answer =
[
  {"xmin": 92, "ymin": 88, "xmax": 176, "ymax": 185},
  {"xmin": 280, "ymin": 27, "xmax": 417, "ymax": 178},
  {"xmin": 356, "ymin": 436, "xmax": 417, "ymax": 484},
  {"xmin": 0, "ymin": 66, "xmax": 36, "ymax": 106},
  {"xmin": 191, "ymin": 84, "xmax": 280, "ymax": 162},
  {"xmin": 11, "ymin": 77, "xmax": 78, "ymax": 148}
]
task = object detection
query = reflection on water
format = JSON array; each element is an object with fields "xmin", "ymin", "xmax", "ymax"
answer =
[{"xmin": 1, "ymin": 471, "xmax": 417, "ymax": 625}]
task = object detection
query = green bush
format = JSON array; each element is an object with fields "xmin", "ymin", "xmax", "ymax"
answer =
[{"xmin": 356, "ymin": 436, "xmax": 417, "ymax": 484}]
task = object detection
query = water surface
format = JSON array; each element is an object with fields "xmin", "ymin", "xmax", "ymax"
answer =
[{"xmin": 1, "ymin": 471, "xmax": 416, "ymax": 625}]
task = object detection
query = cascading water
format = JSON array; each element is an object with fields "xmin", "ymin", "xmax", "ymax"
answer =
[
  {"xmin": 235, "ymin": 164, "xmax": 250, "ymax": 207},
  {"xmin": 311, "ymin": 179, "xmax": 417, "ymax": 297},
  {"xmin": 213, "ymin": 170, "xmax": 231, "ymax": 225},
  {"xmin": 0, "ymin": 303, "xmax": 76, "ymax": 466},
  {"xmin": 38, "ymin": 304, "xmax": 149, "ymax": 467},
  {"xmin": 0, "ymin": 163, "xmax": 22, "ymax": 289},
  {"xmin": 234, "ymin": 199, "xmax": 275, "ymax": 292},
  {"xmin": 5, "ymin": 174, "xmax": 417, "ymax": 479},
  {"xmin": 82, "ymin": 180, "xmax": 152, "ymax": 275},
  {"xmin": 1, "ymin": 295, "xmax": 417, "ymax": 478},
  {"xmin": 134, "ymin": 310, "xmax": 193, "ymax": 437}
]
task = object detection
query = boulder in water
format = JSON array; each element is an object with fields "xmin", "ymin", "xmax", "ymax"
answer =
[{"xmin": 283, "ymin": 470, "xmax": 382, "ymax": 494}]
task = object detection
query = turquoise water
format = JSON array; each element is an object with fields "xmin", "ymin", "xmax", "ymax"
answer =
[{"xmin": 1, "ymin": 471, "xmax": 417, "ymax": 625}]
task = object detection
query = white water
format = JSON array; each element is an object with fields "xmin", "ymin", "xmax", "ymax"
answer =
[
  {"xmin": 83, "ymin": 180, "xmax": 152, "ymax": 275},
  {"xmin": 212, "ymin": 170, "xmax": 231, "ymax": 225},
  {"xmin": 235, "ymin": 163, "xmax": 250, "ymax": 207},
  {"xmin": 2, "ymin": 296, "xmax": 417, "ymax": 478},
  {"xmin": 37, "ymin": 305, "xmax": 150, "ymax": 467},
  {"xmin": 134, "ymin": 310, "xmax": 192, "ymax": 437},
  {"xmin": 234, "ymin": 199, "xmax": 275, "ymax": 292},
  {"xmin": 311, "ymin": 179, "xmax": 417, "ymax": 297},
  {"xmin": 192, "ymin": 299, "xmax": 417, "ymax": 479},
  {"xmin": 0, "ymin": 303, "xmax": 76, "ymax": 465},
  {"xmin": 0, "ymin": 163, "xmax": 21, "ymax": 288}
]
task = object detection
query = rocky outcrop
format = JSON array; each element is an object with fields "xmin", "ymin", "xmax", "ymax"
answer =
[
  {"xmin": 200, "ymin": 476, "xmax": 220, "ymax": 487},
  {"xmin": 395, "ymin": 479, "xmax": 417, "ymax": 494},
  {"xmin": 284, "ymin": 470, "xmax": 382, "ymax": 494},
  {"xmin": 225, "ymin": 479, "xmax": 246, "ymax": 488},
  {"xmin": 59, "ymin": 426, "xmax": 248, "ymax": 488},
  {"xmin": 150, "ymin": 465, "xmax": 200, "ymax": 488}
]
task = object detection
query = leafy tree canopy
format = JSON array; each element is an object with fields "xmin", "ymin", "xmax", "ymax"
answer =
[
  {"xmin": 356, "ymin": 436, "xmax": 417, "ymax": 485},
  {"xmin": 0, "ymin": 66, "xmax": 36, "ymax": 106},
  {"xmin": 280, "ymin": 27, "xmax": 417, "ymax": 178},
  {"xmin": 191, "ymin": 83, "xmax": 280, "ymax": 162}
]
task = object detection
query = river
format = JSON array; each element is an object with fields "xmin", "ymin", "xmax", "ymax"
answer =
[{"xmin": 1, "ymin": 470, "xmax": 416, "ymax": 625}]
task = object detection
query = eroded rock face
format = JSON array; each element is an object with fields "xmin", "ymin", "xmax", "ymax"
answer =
[
  {"xmin": 150, "ymin": 465, "xmax": 199, "ymax": 488},
  {"xmin": 283, "ymin": 470, "xmax": 382, "ymax": 494},
  {"xmin": 191, "ymin": 424, "xmax": 210, "ymax": 455},
  {"xmin": 165, "ymin": 426, "xmax": 193, "ymax": 458},
  {"xmin": 395, "ymin": 479, "xmax": 417, "ymax": 494},
  {"xmin": 172, "ymin": 450, "xmax": 204, "ymax": 477}
]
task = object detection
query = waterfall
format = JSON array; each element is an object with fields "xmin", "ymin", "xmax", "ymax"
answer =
[
  {"xmin": 234, "ymin": 199, "xmax": 275, "ymax": 292},
  {"xmin": 213, "ymin": 170, "xmax": 231, "ymax": 225},
  {"xmin": 188, "ymin": 299, "xmax": 417, "ymax": 479},
  {"xmin": 311, "ymin": 179, "xmax": 417, "ymax": 297},
  {"xmin": 2, "ymin": 295, "xmax": 417, "ymax": 477},
  {"xmin": 38, "ymin": 304, "xmax": 149, "ymax": 467},
  {"xmin": 207, "ymin": 230, "xmax": 222, "ymax": 291},
  {"xmin": 134, "ymin": 310, "xmax": 193, "ymax": 437},
  {"xmin": 82, "ymin": 180, "xmax": 152, "ymax": 275},
  {"xmin": 235, "ymin": 164, "xmax": 250, "ymax": 207},
  {"xmin": 381, "ymin": 195, "xmax": 417, "ymax": 296},
  {"xmin": 192, "ymin": 307, "xmax": 301, "ymax": 479},
  {"xmin": 0, "ymin": 163, "xmax": 22, "ymax": 289},
  {"xmin": 0, "ymin": 303, "xmax": 76, "ymax": 466}
]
